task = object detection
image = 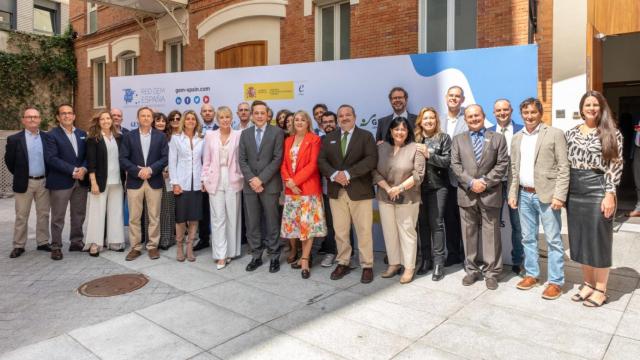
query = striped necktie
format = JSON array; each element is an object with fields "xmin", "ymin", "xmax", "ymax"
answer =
[{"xmin": 472, "ymin": 132, "xmax": 483, "ymax": 163}]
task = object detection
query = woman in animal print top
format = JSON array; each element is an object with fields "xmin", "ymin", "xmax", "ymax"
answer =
[{"xmin": 565, "ymin": 90, "xmax": 623, "ymax": 308}]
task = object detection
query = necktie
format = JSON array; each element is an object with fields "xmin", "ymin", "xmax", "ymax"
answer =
[
  {"xmin": 501, "ymin": 127, "xmax": 507, "ymax": 135},
  {"xmin": 255, "ymin": 128, "xmax": 263, "ymax": 150},
  {"xmin": 341, "ymin": 131, "xmax": 349, "ymax": 156},
  {"xmin": 472, "ymin": 132, "xmax": 483, "ymax": 163}
]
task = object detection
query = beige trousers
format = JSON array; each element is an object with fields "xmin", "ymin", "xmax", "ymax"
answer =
[
  {"xmin": 127, "ymin": 181, "xmax": 162, "ymax": 251},
  {"xmin": 13, "ymin": 178, "xmax": 50, "ymax": 248},
  {"xmin": 329, "ymin": 190, "xmax": 374, "ymax": 268},
  {"xmin": 379, "ymin": 201, "xmax": 420, "ymax": 269}
]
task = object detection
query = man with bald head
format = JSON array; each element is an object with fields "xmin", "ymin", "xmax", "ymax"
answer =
[
  {"xmin": 110, "ymin": 108, "xmax": 129, "ymax": 135},
  {"xmin": 451, "ymin": 104, "xmax": 509, "ymax": 290},
  {"xmin": 200, "ymin": 104, "xmax": 218, "ymax": 134}
]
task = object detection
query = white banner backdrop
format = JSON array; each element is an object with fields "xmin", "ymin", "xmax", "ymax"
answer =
[{"xmin": 111, "ymin": 45, "xmax": 538, "ymax": 262}]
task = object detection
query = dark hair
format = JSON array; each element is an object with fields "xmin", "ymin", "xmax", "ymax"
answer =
[
  {"xmin": 446, "ymin": 85, "xmax": 465, "ymax": 97},
  {"xmin": 152, "ymin": 112, "xmax": 172, "ymax": 139},
  {"xmin": 385, "ymin": 117, "xmax": 414, "ymax": 145},
  {"xmin": 313, "ymin": 103, "xmax": 328, "ymax": 114},
  {"xmin": 276, "ymin": 109, "xmax": 292, "ymax": 130},
  {"xmin": 464, "ymin": 104, "xmax": 485, "ymax": 118},
  {"xmin": 388, "ymin": 87, "xmax": 408, "ymax": 100},
  {"xmin": 168, "ymin": 110, "xmax": 182, "ymax": 121},
  {"xmin": 321, "ymin": 111, "xmax": 337, "ymax": 123},
  {"xmin": 519, "ymin": 97, "xmax": 543, "ymax": 114},
  {"xmin": 337, "ymin": 104, "xmax": 356, "ymax": 117},
  {"xmin": 56, "ymin": 103, "xmax": 74, "ymax": 115},
  {"xmin": 579, "ymin": 90, "xmax": 620, "ymax": 163},
  {"xmin": 251, "ymin": 100, "xmax": 268, "ymax": 113}
]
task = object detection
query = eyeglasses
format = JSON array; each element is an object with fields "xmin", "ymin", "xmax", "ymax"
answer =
[
  {"xmin": 23, "ymin": 116, "xmax": 41, "ymax": 119},
  {"xmin": 170, "ymin": 117, "xmax": 180, "ymax": 122},
  {"xmin": 59, "ymin": 112, "xmax": 74, "ymax": 116}
]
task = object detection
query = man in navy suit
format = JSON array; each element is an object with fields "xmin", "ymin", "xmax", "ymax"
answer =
[
  {"xmin": 488, "ymin": 99, "xmax": 524, "ymax": 275},
  {"xmin": 45, "ymin": 104, "xmax": 88, "ymax": 260},
  {"xmin": 5, "ymin": 108, "xmax": 52, "ymax": 258},
  {"xmin": 375, "ymin": 87, "xmax": 417, "ymax": 144},
  {"xmin": 119, "ymin": 106, "xmax": 169, "ymax": 261}
]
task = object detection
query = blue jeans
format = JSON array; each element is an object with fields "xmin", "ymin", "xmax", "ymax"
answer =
[
  {"xmin": 518, "ymin": 191, "xmax": 564, "ymax": 285},
  {"xmin": 501, "ymin": 181, "xmax": 523, "ymax": 265}
]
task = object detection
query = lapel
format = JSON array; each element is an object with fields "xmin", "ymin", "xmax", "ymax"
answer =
[
  {"xmin": 463, "ymin": 132, "xmax": 479, "ymax": 172},
  {"xmin": 293, "ymin": 132, "xmax": 313, "ymax": 174},
  {"xmin": 74, "ymin": 128, "xmax": 85, "ymax": 157},
  {"xmin": 19, "ymin": 130, "xmax": 29, "ymax": 164},
  {"xmin": 342, "ymin": 127, "xmax": 357, "ymax": 164},
  {"xmin": 57, "ymin": 127, "xmax": 75, "ymax": 157},
  {"xmin": 479, "ymin": 131, "xmax": 493, "ymax": 165},
  {"xmin": 131, "ymin": 129, "xmax": 144, "ymax": 164},
  {"xmin": 533, "ymin": 124, "xmax": 547, "ymax": 163}
]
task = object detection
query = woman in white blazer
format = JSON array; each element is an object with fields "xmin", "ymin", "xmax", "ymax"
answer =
[
  {"xmin": 201, "ymin": 106, "xmax": 244, "ymax": 269},
  {"xmin": 168, "ymin": 110, "xmax": 204, "ymax": 262}
]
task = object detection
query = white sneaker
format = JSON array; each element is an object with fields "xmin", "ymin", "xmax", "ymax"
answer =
[{"xmin": 321, "ymin": 253, "xmax": 336, "ymax": 267}]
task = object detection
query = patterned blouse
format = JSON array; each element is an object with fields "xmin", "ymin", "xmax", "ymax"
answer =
[{"xmin": 565, "ymin": 125, "xmax": 623, "ymax": 193}]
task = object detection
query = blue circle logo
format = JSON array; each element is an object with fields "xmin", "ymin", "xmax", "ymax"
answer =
[
  {"xmin": 194, "ymin": 96, "xmax": 201, "ymax": 104},
  {"xmin": 175, "ymin": 97, "xmax": 182, "ymax": 105},
  {"xmin": 185, "ymin": 96, "xmax": 191, "ymax": 105}
]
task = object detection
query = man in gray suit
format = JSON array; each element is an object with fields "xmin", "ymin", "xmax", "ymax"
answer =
[
  {"xmin": 239, "ymin": 100, "xmax": 285, "ymax": 273},
  {"xmin": 451, "ymin": 104, "xmax": 509, "ymax": 290},
  {"xmin": 375, "ymin": 87, "xmax": 417, "ymax": 144},
  {"xmin": 508, "ymin": 98, "xmax": 569, "ymax": 300}
]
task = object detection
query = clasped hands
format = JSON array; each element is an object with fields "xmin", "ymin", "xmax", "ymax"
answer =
[
  {"xmin": 285, "ymin": 178, "xmax": 301, "ymax": 195},
  {"xmin": 137, "ymin": 166, "xmax": 153, "ymax": 180},
  {"xmin": 334, "ymin": 171, "xmax": 350, "ymax": 187},
  {"xmin": 470, "ymin": 178, "xmax": 487, "ymax": 193},
  {"xmin": 72, "ymin": 167, "xmax": 86, "ymax": 180},
  {"xmin": 249, "ymin": 177, "xmax": 264, "ymax": 193},
  {"xmin": 386, "ymin": 186, "xmax": 403, "ymax": 201}
]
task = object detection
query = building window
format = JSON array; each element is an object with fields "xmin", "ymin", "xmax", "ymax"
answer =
[
  {"xmin": 422, "ymin": 0, "xmax": 477, "ymax": 52},
  {"xmin": 33, "ymin": 0, "xmax": 59, "ymax": 35},
  {"xmin": 118, "ymin": 52, "xmax": 137, "ymax": 76},
  {"xmin": 318, "ymin": 1, "xmax": 350, "ymax": 61},
  {"xmin": 87, "ymin": 2, "xmax": 98, "ymax": 34},
  {"xmin": 93, "ymin": 60, "xmax": 106, "ymax": 108},
  {"xmin": 166, "ymin": 41, "xmax": 182, "ymax": 73},
  {"xmin": 0, "ymin": 10, "xmax": 12, "ymax": 30}
]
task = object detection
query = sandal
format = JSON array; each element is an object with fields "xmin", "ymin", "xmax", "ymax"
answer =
[
  {"xmin": 300, "ymin": 257, "xmax": 310, "ymax": 279},
  {"xmin": 583, "ymin": 288, "xmax": 609, "ymax": 308},
  {"xmin": 571, "ymin": 282, "xmax": 594, "ymax": 302}
]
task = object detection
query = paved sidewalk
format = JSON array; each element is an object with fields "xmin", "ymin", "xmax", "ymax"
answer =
[{"xmin": 0, "ymin": 197, "xmax": 639, "ymax": 359}]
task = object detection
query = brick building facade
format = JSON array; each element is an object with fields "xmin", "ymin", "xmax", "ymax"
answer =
[{"xmin": 70, "ymin": 0, "xmax": 552, "ymax": 129}]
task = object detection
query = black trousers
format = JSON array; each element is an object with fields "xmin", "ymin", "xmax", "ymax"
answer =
[
  {"xmin": 199, "ymin": 191, "xmax": 211, "ymax": 243},
  {"xmin": 418, "ymin": 186, "xmax": 448, "ymax": 266},
  {"xmin": 444, "ymin": 184, "xmax": 464, "ymax": 262}
]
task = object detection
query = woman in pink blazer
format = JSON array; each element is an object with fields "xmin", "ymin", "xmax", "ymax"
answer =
[{"xmin": 201, "ymin": 106, "xmax": 244, "ymax": 270}]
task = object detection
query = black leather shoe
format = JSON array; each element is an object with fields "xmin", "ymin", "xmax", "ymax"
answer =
[
  {"xmin": 269, "ymin": 258, "xmax": 280, "ymax": 273},
  {"xmin": 432, "ymin": 265, "xmax": 445, "ymax": 281},
  {"xmin": 68, "ymin": 243, "xmax": 84, "ymax": 252},
  {"xmin": 416, "ymin": 259, "xmax": 433, "ymax": 275},
  {"xmin": 51, "ymin": 249, "xmax": 63, "ymax": 261},
  {"xmin": 37, "ymin": 244, "xmax": 52, "ymax": 252},
  {"xmin": 444, "ymin": 256, "xmax": 462, "ymax": 267},
  {"xmin": 193, "ymin": 240, "xmax": 210, "ymax": 251},
  {"xmin": 245, "ymin": 258, "xmax": 263, "ymax": 271},
  {"xmin": 511, "ymin": 264, "xmax": 525, "ymax": 277},
  {"xmin": 10, "ymin": 248, "xmax": 25, "ymax": 258},
  {"xmin": 301, "ymin": 269, "xmax": 310, "ymax": 279}
]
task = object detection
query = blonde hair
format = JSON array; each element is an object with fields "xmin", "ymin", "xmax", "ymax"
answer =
[
  {"xmin": 88, "ymin": 110, "xmax": 118, "ymax": 141},
  {"xmin": 414, "ymin": 107, "xmax": 442, "ymax": 142},
  {"xmin": 179, "ymin": 110, "xmax": 203, "ymax": 137},
  {"xmin": 216, "ymin": 106, "xmax": 232, "ymax": 120},
  {"xmin": 293, "ymin": 110, "xmax": 314, "ymax": 134}
]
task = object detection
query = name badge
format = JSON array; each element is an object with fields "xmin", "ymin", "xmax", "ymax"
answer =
[
  {"xmin": 484, "ymin": 138, "xmax": 490, "ymax": 142},
  {"xmin": 330, "ymin": 140, "xmax": 337, "ymax": 144}
]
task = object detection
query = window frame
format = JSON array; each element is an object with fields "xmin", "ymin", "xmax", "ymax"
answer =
[
  {"xmin": 315, "ymin": 1, "xmax": 351, "ymax": 61},
  {"xmin": 419, "ymin": 0, "xmax": 477, "ymax": 53},
  {"xmin": 32, "ymin": 1, "xmax": 58, "ymax": 35},
  {"xmin": 93, "ymin": 59, "xmax": 106, "ymax": 109},
  {"xmin": 166, "ymin": 40, "xmax": 183, "ymax": 73},
  {"xmin": 118, "ymin": 51, "xmax": 137, "ymax": 76},
  {"xmin": 87, "ymin": 2, "xmax": 98, "ymax": 34}
]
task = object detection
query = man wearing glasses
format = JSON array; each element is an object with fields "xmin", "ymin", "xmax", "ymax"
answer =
[{"xmin": 234, "ymin": 102, "xmax": 253, "ymax": 130}]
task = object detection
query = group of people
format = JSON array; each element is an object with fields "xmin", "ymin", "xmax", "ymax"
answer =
[{"xmin": 6, "ymin": 86, "xmax": 623, "ymax": 308}]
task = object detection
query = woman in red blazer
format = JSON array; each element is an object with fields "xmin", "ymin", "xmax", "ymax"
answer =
[{"xmin": 280, "ymin": 110, "xmax": 327, "ymax": 279}]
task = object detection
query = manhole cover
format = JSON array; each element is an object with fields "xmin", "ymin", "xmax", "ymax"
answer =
[{"xmin": 78, "ymin": 274, "xmax": 149, "ymax": 297}]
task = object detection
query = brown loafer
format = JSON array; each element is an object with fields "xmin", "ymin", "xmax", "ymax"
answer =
[
  {"xmin": 462, "ymin": 272, "xmax": 482, "ymax": 286},
  {"xmin": 542, "ymin": 283, "xmax": 562, "ymax": 300},
  {"xmin": 125, "ymin": 249, "xmax": 142, "ymax": 261},
  {"xmin": 10, "ymin": 248, "xmax": 25, "ymax": 258},
  {"xmin": 516, "ymin": 276, "xmax": 539, "ymax": 290},
  {"xmin": 361, "ymin": 268, "xmax": 374, "ymax": 284},
  {"xmin": 148, "ymin": 248, "xmax": 160, "ymax": 260},
  {"xmin": 485, "ymin": 277, "xmax": 499, "ymax": 290},
  {"xmin": 51, "ymin": 249, "xmax": 63, "ymax": 261},
  {"xmin": 330, "ymin": 264, "xmax": 351, "ymax": 280}
]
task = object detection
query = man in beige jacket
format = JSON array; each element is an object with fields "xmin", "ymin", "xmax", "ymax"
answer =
[{"xmin": 508, "ymin": 97, "xmax": 570, "ymax": 300}]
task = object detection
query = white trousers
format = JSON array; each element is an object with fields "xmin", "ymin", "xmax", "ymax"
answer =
[
  {"xmin": 379, "ymin": 201, "xmax": 420, "ymax": 269},
  {"xmin": 84, "ymin": 184, "xmax": 125, "ymax": 250},
  {"xmin": 209, "ymin": 187, "xmax": 242, "ymax": 260}
]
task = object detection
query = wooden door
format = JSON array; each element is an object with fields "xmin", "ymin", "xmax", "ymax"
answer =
[{"xmin": 215, "ymin": 41, "xmax": 267, "ymax": 69}]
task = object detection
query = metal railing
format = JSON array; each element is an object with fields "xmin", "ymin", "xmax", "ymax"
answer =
[{"xmin": 0, "ymin": 133, "xmax": 15, "ymax": 198}]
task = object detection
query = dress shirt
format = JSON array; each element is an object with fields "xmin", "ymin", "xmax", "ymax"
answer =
[
  {"xmin": 25, "ymin": 129, "xmax": 45, "ymax": 177},
  {"xmin": 495, "ymin": 122, "xmax": 514, "ymax": 156},
  {"xmin": 233, "ymin": 121, "xmax": 253, "ymax": 131},
  {"xmin": 446, "ymin": 110, "xmax": 464, "ymax": 138},
  {"xmin": 254, "ymin": 123, "xmax": 267, "ymax": 149},
  {"xmin": 104, "ymin": 133, "xmax": 121, "ymax": 185},
  {"xmin": 519, "ymin": 124, "xmax": 541, "ymax": 188},
  {"xmin": 139, "ymin": 129, "xmax": 152, "ymax": 164},
  {"xmin": 168, "ymin": 133, "xmax": 204, "ymax": 191},
  {"xmin": 330, "ymin": 127, "xmax": 354, "ymax": 182},
  {"xmin": 393, "ymin": 110, "xmax": 409, "ymax": 120},
  {"xmin": 202, "ymin": 121, "xmax": 218, "ymax": 134},
  {"xmin": 62, "ymin": 126, "xmax": 78, "ymax": 156}
]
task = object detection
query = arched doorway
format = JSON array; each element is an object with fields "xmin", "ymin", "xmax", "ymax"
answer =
[{"xmin": 215, "ymin": 41, "xmax": 267, "ymax": 69}]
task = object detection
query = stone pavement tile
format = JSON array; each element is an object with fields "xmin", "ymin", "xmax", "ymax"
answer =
[
  {"xmin": 238, "ymin": 269, "xmax": 340, "ymax": 304},
  {"xmin": 0, "ymin": 334, "xmax": 98, "ymax": 360},
  {"xmin": 450, "ymin": 301, "xmax": 611, "ymax": 359},
  {"xmin": 348, "ymin": 282, "xmax": 468, "ymax": 318},
  {"xmin": 137, "ymin": 294, "xmax": 259, "ymax": 349},
  {"xmin": 209, "ymin": 325, "xmax": 344, "ymax": 360},
  {"xmin": 189, "ymin": 352, "xmax": 221, "ymax": 360},
  {"xmin": 421, "ymin": 322, "xmax": 583, "ymax": 360},
  {"xmin": 409, "ymin": 266, "xmax": 487, "ymax": 299},
  {"xmin": 299, "ymin": 264, "xmax": 364, "ymax": 289},
  {"xmin": 392, "ymin": 341, "xmax": 467, "ymax": 360},
  {"xmin": 476, "ymin": 284, "xmax": 624, "ymax": 334},
  {"xmin": 563, "ymin": 283, "xmax": 632, "ymax": 312},
  {"xmin": 268, "ymin": 307, "xmax": 411, "ymax": 360},
  {"xmin": 68, "ymin": 313, "xmax": 201, "ymax": 360},
  {"xmin": 100, "ymin": 248, "xmax": 173, "ymax": 271},
  {"xmin": 309, "ymin": 291, "xmax": 445, "ymax": 340},
  {"xmin": 139, "ymin": 262, "xmax": 228, "ymax": 292},
  {"xmin": 189, "ymin": 253, "xmax": 255, "ymax": 281},
  {"xmin": 192, "ymin": 281, "xmax": 302, "ymax": 323},
  {"xmin": 604, "ymin": 336, "xmax": 640, "ymax": 360},
  {"xmin": 616, "ymin": 293, "xmax": 640, "ymax": 340}
]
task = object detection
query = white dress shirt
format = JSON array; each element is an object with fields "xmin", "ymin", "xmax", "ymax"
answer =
[
  {"xmin": 63, "ymin": 126, "xmax": 78, "ymax": 156},
  {"xmin": 168, "ymin": 133, "xmax": 204, "ymax": 191},
  {"xmin": 445, "ymin": 111, "xmax": 464, "ymax": 138},
  {"xmin": 139, "ymin": 129, "xmax": 151, "ymax": 164},
  {"xmin": 519, "ymin": 124, "xmax": 541, "ymax": 188},
  {"xmin": 495, "ymin": 122, "xmax": 514, "ymax": 156},
  {"xmin": 104, "ymin": 133, "xmax": 121, "ymax": 185}
]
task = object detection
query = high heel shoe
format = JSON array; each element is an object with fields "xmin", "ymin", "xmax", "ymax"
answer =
[
  {"xmin": 400, "ymin": 268, "xmax": 415, "ymax": 284},
  {"xmin": 300, "ymin": 257, "xmax": 310, "ymax": 279},
  {"xmin": 381, "ymin": 265, "xmax": 402, "ymax": 278},
  {"xmin": 292, "ymin": 254, "xmax": 312, "ymax": 269}
]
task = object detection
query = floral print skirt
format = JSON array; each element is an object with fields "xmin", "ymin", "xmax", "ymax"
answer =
[{"xmin": 280, "ymin": 194, "xmax": 328, "ymax": 240}]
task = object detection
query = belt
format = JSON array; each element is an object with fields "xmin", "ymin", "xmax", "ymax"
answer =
[
  {"xmin": 29, "ymin": 176, "xmax": 45, "ymax": 180},
  {"xmin": 520, "ymin": 186, "xmax": 536, "ymax": 193}
]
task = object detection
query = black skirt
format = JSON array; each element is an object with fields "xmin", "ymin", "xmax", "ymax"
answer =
[
  {"xmin": 175, "ymin": 190, "xmax": 203, "ymax": 223},
  {"xmin": 566, "ymin": 168, "xmax": 613, "ymax": 268}
]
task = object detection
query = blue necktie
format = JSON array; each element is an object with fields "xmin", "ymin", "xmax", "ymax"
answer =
[
  {"xmin": 472, "ymin": 132, "xmax": 483, "ymax": 163},
  {"xmin": 255, "ymin": 128, "xmax": 263, "ymax": 150}
]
